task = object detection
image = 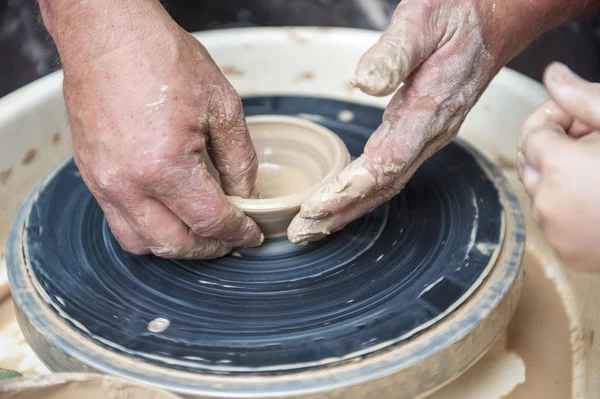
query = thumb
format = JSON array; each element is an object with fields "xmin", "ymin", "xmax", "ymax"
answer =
[
  {"xmin": 519, "ymin": 122, "xmax": 572, "ymax": 171},
  {"xmin": 354, "ymin": 1, "xmax": 440, "ymax": 97},
  {"xmin": 544, "ymin": 62, "xmax": 600, "ymax": 129}
]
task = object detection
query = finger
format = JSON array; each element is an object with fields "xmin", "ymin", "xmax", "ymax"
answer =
[
  {"xmin": 127, "ymin": 198, "xmax": 231, "ymax": 259},
  {"xmin": 520, "ymin": 163, "xmax": 542, "ymax": 198},
  {"xmin": 544, "ymin": 62, "xmax": 600, "ymax": 129},
  {"xmin": 207, "ymin": 86, "xmax": 258, "ymax": 198},
  {"xmin": 156, "ymin": 162, "xmax": 263, "ymax": 248},
  {"xmin": 576, "ymin": 131, "xmax": 600, "ymax": 145},
  {"xmin": 298, "ymin": 154, "xmax": 382, "ymax": 220},
  {"xmin": 297, "ymin": 71, "xmax": 451, "ymax": 223},
  {"xmin": 521, "ymin": 99, "xmax": 574, "ymax": 134},
  {"xmin": 519, "ymin": 122, "xmax": 572, "ymax": 171},
  {"xmin": 568, "ymin": 119, "xmax": 595, "ymax": 138},
  {"xmin": 354, "ymin": 1, "xmax": 439, "ymax": 96},
  {"xmin": 521, "ymin": 93, "xmax": 594, "ymax": 139},
  {"xmin": 289, "ymin": 189, "xmax": 392, "ymax": 244},
  {"xmin": 99, "ymin": 200, "xmax": 149, "ymax": 255}
]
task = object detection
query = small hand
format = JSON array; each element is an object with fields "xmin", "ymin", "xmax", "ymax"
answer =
[{"xmin": 518, "ymin": 63, "xmax": 600, "ymax": 272}]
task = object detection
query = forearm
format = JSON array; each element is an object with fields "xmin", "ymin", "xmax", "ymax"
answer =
[
  {"xmin": 39, "ymin": 0, "xmax": 177, "ymax": 66},
  {"xmin": 480, "ymin": 0, "xmax": 600, "ymax": 65}
]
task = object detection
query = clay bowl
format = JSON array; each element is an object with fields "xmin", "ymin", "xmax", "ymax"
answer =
[{"xmin": 212, "ymin": 115, "xmax": 350, "ymax": 238}]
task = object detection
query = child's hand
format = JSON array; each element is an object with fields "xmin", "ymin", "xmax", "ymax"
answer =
[{"xmin": 518, "ymin": 62, "xmax": 600, "ymax": 272}]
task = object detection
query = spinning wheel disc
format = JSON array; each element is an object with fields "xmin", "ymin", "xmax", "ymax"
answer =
[{"xmin": 8, "ymin": 97, "xmax": 524, "ymax": 398}]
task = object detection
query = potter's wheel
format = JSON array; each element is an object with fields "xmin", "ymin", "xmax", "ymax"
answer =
[{"xmin": 8, "ymin": 96, "xmax": 525, "ymax": 398}]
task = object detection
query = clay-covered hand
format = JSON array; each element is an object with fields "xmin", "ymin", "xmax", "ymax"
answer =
[
  {"xmin": 288, "ymin": 0, "xmax": 595, "ymax": 244},
  {"xmin": 518, "ymin": 63, "xmax": 600, "ymax": 272},
  {"xmin": 41, "ymin": 0, "xmax": 262, "ymax": 258}
]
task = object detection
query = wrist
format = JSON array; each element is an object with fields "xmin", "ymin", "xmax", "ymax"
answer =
[
  {"xmin": 39, "ymin": 0, "xmax": 178, "ymax": 68},
  {"xmin": 476, "ymin": 0, "xmax": 600, "ymax": 67}
]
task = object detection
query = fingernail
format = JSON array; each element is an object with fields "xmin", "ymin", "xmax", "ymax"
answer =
[{"xmin": 546, "ymin": 62, "xmax": 575, "ymax": 86}]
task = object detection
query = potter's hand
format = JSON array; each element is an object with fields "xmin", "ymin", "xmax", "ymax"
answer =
[
  {"xmin": 519, "ymin": 63, "xmax": 600, "ymax": 272},
  {"xmin": 40, "ymin": 0, "xmax": 262, "ymax": 258},
  {"xmin": 288, "ymin": 0, "xmax": 599, "ymax": 244}
]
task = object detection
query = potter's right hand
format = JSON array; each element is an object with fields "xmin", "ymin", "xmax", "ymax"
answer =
[
  {"xmin": 288, "ymin": 0, "xmax": 599, "ymax": 244},
  {"xmin": 40, "ymin": 0, "xmax": 262, "ymax": 259}
]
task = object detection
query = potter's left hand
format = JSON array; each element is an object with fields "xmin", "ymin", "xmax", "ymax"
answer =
[
  {"xmin": 288, "ymin": 0, "xmax": 599, "ymax": 244},
  {"xmin": 519, "ymin": 63, "xmax": 600, "ymax": 272}
]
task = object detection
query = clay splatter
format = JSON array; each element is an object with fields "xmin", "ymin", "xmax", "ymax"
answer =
[
  {"xmin": 148, "ymin": 318, "xmax": 170, "ymax": 333},
  {"xmin": 338, "ymin": 110, "xmax": 355, "ymax": 122},
  {"xmin": 221, "ymin": 65, "xmax": 246, "ymax": 77},
  {"xmin": 495, "ymin": 153, "xmax": 516, "ymax": 169},
  {"xmin": 297, "ymin": 113, "xmax": 324, "ymax": 121},
  {"xmin": 293, "ymin": 71, "xmax": 315, "ymax": 83},
  {"xmin": 286, "ymin": 29, "xmax": 309, "ymax": 44},
  {"xmin": 344, "ymin": 80, "xmax": 358, "ymax": 94},
  {"xmin": 0, "ymin": 168, "xmax": 12, "ymax": 184},
  {"xmin": 52, "ymin": 132, "xmax": 61, "ymax": 145},
  {"xmin": 21, "ymin": 149, "xmax": 37, "ymax": 165}
]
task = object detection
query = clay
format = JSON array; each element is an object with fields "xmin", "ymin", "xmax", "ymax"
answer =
[
  {"xmin": 225, "ymin": 115, "xmax": 350, "ymax": 237},
  {"xmin": 0, "ymin": 373, "xmax": 181, "ymax": 399},
  {"xmin": 288, "ymin": 154, "xmax": 391, "ymax": 243},
  {"xmin": 0, "ymin": 298, "xmax": 47, "ymax": 376},
  {"xmin": 429, "ymin": 251, "xmax": 572, "ymax": 399},
  {"xmin": 503, "ymin": 252, "xmax": 572, "ymax": 398},
  {"xmin": 254, "ymin": 162, "xmax": 312, "ymax": 198}
]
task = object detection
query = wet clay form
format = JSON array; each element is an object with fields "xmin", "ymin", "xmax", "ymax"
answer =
[
  {"xmin": 7, "ymin": 97, "xmax": 524, "ymax": 399},
  {"xmin": 224, "ymin": 115, "xmax": 350, "ymax": 237}
]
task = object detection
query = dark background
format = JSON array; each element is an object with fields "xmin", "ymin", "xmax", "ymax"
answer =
[{"xmin": 2, "ymin": 0, "xmax": 600, "ymax": 97}]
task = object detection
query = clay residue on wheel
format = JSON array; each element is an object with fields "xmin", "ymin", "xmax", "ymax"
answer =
[
  {"xmin": 220, "ymin": 65, "xmax": 245, "ymax": 77},
  {"xmin": 292, "ymin": 71, "xmax": 315, "ymax": 83},
  {"xmin": 427, "ymin": 251, "xmax": 572, "ymax": 399},
  {"xmin": 0, "ymin": 373, "xmax": 182, "ymax": 399},
  {"xmin": 495, "ymin": 153, "xmax": 517, "ymax": 169},
  {"xmin": 0, "ymin": 168, "xmax": 12, "ymax": 184},
  {"xmin": 21, "ymin": 149, "xmax": 37, "ymax": 165},
  {"xmin": 502, "ymin": 252, "xmax": 572, "ymax": 398}
]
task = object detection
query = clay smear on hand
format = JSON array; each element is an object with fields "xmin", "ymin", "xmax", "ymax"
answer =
[{"xmin": 288, "ymin": 0, "xmax": 492, "ymax": 244}]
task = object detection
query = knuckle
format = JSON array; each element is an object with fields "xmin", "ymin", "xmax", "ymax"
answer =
[
  {"xmin": 149, "ymin": 240, "xmax": 230, "ymax": 260},
  {"xmin": 149, "ymin": 244, "xmax": 181, "ymax": 259},
  {"xmin": 118, "ymin": 240, "xmax": 148, "ymax": 255},
  {"xmin": 138, "ymin": 159, "xmax": 172, "ymax": 183},
  {"xmin": 190, "ymin": 204, "xmax": 234, "ymax": 237},
  {"xmin": 209, "ymin": 86, "xmax": 245, "ymax": 133},
  {"xmin": 91, "ymin": 166, "xmax": 122, "ymax": 192},
  {"xmin": 226, "ymin": 150, "xmax": 258, "ymax": 179},
  {"xmin": 106, "ymin": 221, "xmax": 149, "ymax": 255}
]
